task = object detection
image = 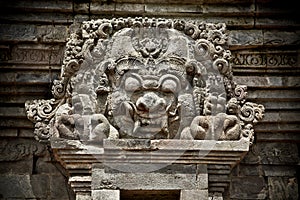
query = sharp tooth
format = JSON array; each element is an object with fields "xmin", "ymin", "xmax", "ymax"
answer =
[{"xmin": 133, "ymin": 120, "xmax": 140, "ymax": 133}]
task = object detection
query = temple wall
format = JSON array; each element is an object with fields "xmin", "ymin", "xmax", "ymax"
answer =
[{"xmin": 0, "ymin": 0, "xmax": 299, "ymax": 199}]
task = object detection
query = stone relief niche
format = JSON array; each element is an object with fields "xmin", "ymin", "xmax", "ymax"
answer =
[{"xmin": 25, "ymin": 18, "xmax": 265, "ymax": 200}]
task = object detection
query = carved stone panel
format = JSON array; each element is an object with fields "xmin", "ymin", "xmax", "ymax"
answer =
[
  {"xmin": 25, "ymin": 18, "xmax": 264, "ymax": 144},
  {"xmin": 25, "ymin": 18, "xmax": 265, "ymax": 200}
]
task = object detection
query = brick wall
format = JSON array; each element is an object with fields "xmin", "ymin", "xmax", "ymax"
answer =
[{"xmin": 0, "ymin": 0, "xmax": 299, "ymax": 199}]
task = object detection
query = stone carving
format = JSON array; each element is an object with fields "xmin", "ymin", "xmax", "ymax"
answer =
[
  {"xmin": 0, "ymin": 139, "xmax": 46, "ymax": 161},
  {"xmin": 232, "ymin": 52, "xmax": 298, "ymax": 67},
  {"xmin": 25, "ymin": 17, "xmax": 264, "ymax": 143}
]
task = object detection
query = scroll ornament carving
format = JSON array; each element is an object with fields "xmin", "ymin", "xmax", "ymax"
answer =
[
  {"xmin": 25, "ymin": 18, "xmax": 264, "ymax": 144},
  {"xmin": 0, "ymin": 139, "xmax": 45, "ymax": 161}
]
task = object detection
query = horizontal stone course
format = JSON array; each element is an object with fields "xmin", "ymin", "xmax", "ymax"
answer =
[
  {"xmin": 241, "ymin": 142, "xmax": 299, "ymax": 165},
  {"xmin": 0, "ymin": 0, "xmax": 73, "ymax": 13}
]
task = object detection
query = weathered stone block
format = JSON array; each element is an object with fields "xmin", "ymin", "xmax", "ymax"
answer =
[
  {"xmin": 263, "ymin": 166, "xmax": 297, "ymax": 177},
  {"xmin": 0, "ymin": 107, "xmax": 26, "ymax": 118},
  {"xmin": 228, "ymin": 30, "xmax": 263, "ymax": 49},
  {"xmin": 115, "ymin": 3, "xmax": 144, "ymax": 12},
  {"xmin": 268, "ymin": 177, "xmax": 298, "ymax": 200},
  {"xmin": 233, "ymin": 76, "xmax": 300, "ymax": 88},
  {"xmin": 0, "ymin": 45, "xmax": 11, "ymax": 62},
  {"xmin": 0, "ymin": 128, "xmax": 18, "ymax": 137},
  {"xmin": 90, "ymin": 2, "xmax": 115, "ymax": 14},
  {"xmin": 8, "ymin": 44, "xmax": 64, "ymax": 65},
  {"xmin": 37, "ymin": 25, "xmax": 69, "ymax": 43},
  {"xmin": 181, "ymin": 189, "xmax": 208, "ymax": 200},
  {"xmin": 231, "ymin": 51, "xmax": 298, "ymax": 69},
  {"xmin": 202, "ymin": 3, "xmax": 255, "ymax": 15},
  {"xmin": 256, "ymin": 17, "xmax": 299, "ymax": 29},
  {"xmin": 0, "ymin": 24, "xmax": 37, "ymax": 42},
  {"xmin": 0, "ymin": 12, "xmax": 73, "ymax": 24},
  {"xmin": 92, "ymin": 165, "xmax": 207, "ymax": 191},
  {"xmin": 241, "ymin": 142, "xmax": 299, "ymax": 165},
  {"xmin": 230, "ymin": 176, "xmax": 268, "ymax": 199},
  {"xmin": 76, "ymin": 193, "xmax": 92, "ymax": 200},
  {"xmin": 0, "ymin": 138, "xmax": 46, "ymax": 161},
  {"xmin": 181, "ymin": 16, "xmax": 253, "ymax": 29},
  {"xmin": 30, "ymin": 174, "xmax": 50, "ymax": 198},
  {"xmin": 237, "ymin": 164, "xmax": 264, "ymax": 176},
  {"xmin": 35, "ymin": 157, "xmax": 62, "ymax": 174},
  {"xmin": 0, "ymin": 175, "xmax": 35, "ymax": 198},
  {"xmin": 256, "ymin": 132, "xmax": 300, "ymax": 143},
  {"xmin": 50, "ymin": 174, "xmax": 70, "ymax": 199},
  {"xmin": 18, "ymin": 128, "xmax": 34, "ymax": 138},
  {"xmin": 263, "ymin": 30, "xmax": 300, "ymax": 46},
  {"xmin": 145, "ymin": 4, "xmax": 202, "ymax": 13},
  {"xmin": 0, "ymin": 0, "xmax": 72, "ymax": 13},
  {"xmin": 0, "ymin": 159, "xmax": 33, "ymax": 174},
  {"xmin": 92, "ymin": 190, "xmax": 120, "ymax": 200},
  {"xmin": 74, "ymin": 2, "xmax": 90, "ymax": 14}
]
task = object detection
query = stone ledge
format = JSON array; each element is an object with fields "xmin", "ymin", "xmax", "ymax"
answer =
[{"xmin": 50, "ymin": 138, "xmax": 249, "ymax": 166}]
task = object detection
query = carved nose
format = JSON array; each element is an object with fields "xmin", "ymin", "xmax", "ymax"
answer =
[
  {"xmin": 136, "ymin": 98, "xmax": 149, "ymax": 111},
  {"xmin": 136, "ymin": 92, "xmax": 166, "ymax": 112}
]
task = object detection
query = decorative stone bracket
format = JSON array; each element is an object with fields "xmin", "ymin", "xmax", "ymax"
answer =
[
  {"xmin": 51, "ymin": 138, "xmax": 250, "ymax": 199},
  {"xmin": 25, "ymin": 17, "xmax": 264, "ymax": 200}
]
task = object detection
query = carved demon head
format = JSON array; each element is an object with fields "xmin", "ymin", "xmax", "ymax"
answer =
[{"xmin": 25, "ymin": 18, "xmax": 264, "ymax": 143}]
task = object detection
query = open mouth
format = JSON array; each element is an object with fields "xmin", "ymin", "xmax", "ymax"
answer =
[{"xmin": 133, "ymin": 115, "xmax": 168, "ymax": 138}]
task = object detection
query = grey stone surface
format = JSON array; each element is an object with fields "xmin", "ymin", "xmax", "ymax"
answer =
[
  {"xmin": 74, "ymin": 2, "xmax": 89, "ymax": 14},
  {"xmin": 241, "ymin": 142, "xmax": 299, "ymax": 165},
  {"xmin": 228, "ymin": 30, "xmax": 263, "ymax": 48},
  {"xmin": 116, "ymin": 3, "xmax": 144, "ymax": 12},
  {"xmin": 37, "ymin": 25, "xmax": 69, "ymax": 43},
  {"xmin": 0, "ymin": 24, "xmax": 37, "ymax": 42},
  {"xmin": 0, "ymin": 175, "xmax": 35, "ymax": 198},
  {"xmin": 50, "ymin": 174, "xmax": 70, "ymax": 199},
  {"xmin": 180, "ymin": 189, "xmax": 208, "ymax": 200},
  {"xmin": 268, "ymin": 177, "xmax": 298, "ymax": 200},
  {"xmin": 30, "ymin": 174, "xmax": 50, "ymax": 198},
  {"xmin": 0, "ymin": 159, "xmax": 33, "ymax": 174},
  {"xmin": 92, "ymin": 166, "xmax": 207, "ymax": 190},
  {"xmin": 230, "ymin": 176, "xmax": 268, "ymax": 199},
  {"xmin": 263, "ymin": 31, "xmax": 300, "ymax": 46},
  {"xmin": 90, "ymin": 2, "xmax": 115, "ymax": 14},
  {"xmin": 92, "ymin": 190, "xmax": 120, "ymax": 200},
  {"xmin": 145, "ymin": 4, "xmax": 202, "ymax": 13},
  {"xmin": 0, "ymin": 128, "xmax": 18, "ymax": 137},
  {"xmin": 0, "ymin": 138, "xmax": 46, "ymax": 161}
]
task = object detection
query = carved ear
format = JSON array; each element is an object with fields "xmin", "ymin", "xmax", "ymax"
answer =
[
  {"xmin": 189, "ymin": 116, "xmax": 208, "ymax": 139},
  {"xmin": 221, "ymin": 115, "xmax": 240, "ymax": 140}
]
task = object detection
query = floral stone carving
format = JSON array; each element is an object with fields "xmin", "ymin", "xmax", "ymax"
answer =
[{"xmin": 25, "ymin": 18, "xmax": 264, "ymax": 144}]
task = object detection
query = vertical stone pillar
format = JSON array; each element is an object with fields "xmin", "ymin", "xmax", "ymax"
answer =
[
  {"xmin": 92, "ymin": 190, "xmax": 120, "ymax": 200},
  {"xmin": 180, "ymin": 190, "xmax": 208, "ymax": 200},
  {"xmin": 180, "ymin": 164, "xmax": 209, "ymax": 200},
  {"xmin": 76, "ymin": 193, "xmax": 92, "ymax": 200},
  {"xmin": 209, "ymin": 194, "xmax": 223, "ymax": 200}
]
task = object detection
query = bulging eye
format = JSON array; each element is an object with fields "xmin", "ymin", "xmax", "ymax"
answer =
[
  {"xmin": 124, "ymin": 77, "xmax": 141, "ymax": 91},
  {"xmin": 161, "ymin": 79, "xmax": 178, "ymax": 93}
]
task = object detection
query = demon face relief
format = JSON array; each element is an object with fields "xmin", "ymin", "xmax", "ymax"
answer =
[{"xmin": 25, "ymin": 18, "xmax": 264, "ymax": 143}]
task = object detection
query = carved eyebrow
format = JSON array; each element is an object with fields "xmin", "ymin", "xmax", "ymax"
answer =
[
  {"xmin": 124, "ymin": 76, "xmax": 142, "ymax": 91},
  {"xmin": 159, "ymin": 74, "xmax": 181, "ymax": 92}
]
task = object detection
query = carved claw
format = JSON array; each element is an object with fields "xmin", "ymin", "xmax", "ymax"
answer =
[{"xmin": 189, "ymin": 116, "xmax": 209, "ymax": 140}]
